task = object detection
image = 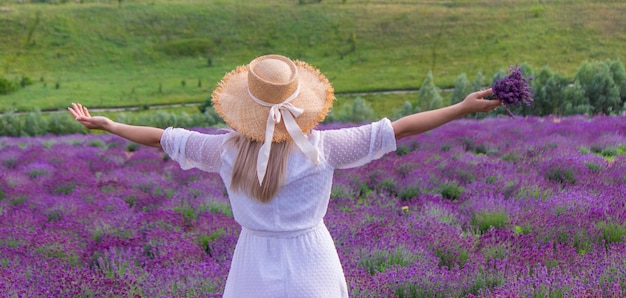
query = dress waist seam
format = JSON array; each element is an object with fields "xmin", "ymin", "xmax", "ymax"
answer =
[{"xmin": 241, "ymin": 221, "xmax": 324, "ymax": 239}]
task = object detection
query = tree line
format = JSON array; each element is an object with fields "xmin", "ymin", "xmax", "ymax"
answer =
[{"xmin": 1, "ymin": 59, "xmax": 625, "ymax": 137}]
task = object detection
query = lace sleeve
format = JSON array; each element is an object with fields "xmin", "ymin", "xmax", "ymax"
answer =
[
  {"xmin": 160, "ymin": 127, "xmax": 227, "ymax": 173},
  {"xmin": 320, "ymin": 118, "xmax": 397, "ymax": 169}
]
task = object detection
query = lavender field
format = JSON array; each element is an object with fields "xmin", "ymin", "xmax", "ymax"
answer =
[{"xmin": 1, "ymin": 116, "xmax": 626, "ymax": 297}]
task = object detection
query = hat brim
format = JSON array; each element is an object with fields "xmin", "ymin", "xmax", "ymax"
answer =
[{"xmin": 212, "ymin": 60, "xmax": 335, "ymax": 143}]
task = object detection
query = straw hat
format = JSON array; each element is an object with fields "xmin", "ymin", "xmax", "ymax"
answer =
[
  {"xmin": 212, "ymin": 54, "xmax": 335, "ymax": 143},
  {"xmin": 212, "ymin": 54, "xmax": 335, "ymax": 184}
]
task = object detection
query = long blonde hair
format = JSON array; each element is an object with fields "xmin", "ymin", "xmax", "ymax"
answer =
[{"xmin": 227, "ymin": 134, "xmax": 292, "ymax": 203}]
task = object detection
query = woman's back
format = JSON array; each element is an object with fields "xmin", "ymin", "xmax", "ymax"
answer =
[
  {"xmin": 160, "ymin": 119, "xmax": 397, "ymax": 297},
  {"xmin": 162, "ymin": 119, "xmax": 396, "ymax": 233}
]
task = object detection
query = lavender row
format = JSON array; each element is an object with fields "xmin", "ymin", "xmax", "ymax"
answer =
[{"xmin": 1, "ymin": 115, "xmax": 625, "ymax": 297}]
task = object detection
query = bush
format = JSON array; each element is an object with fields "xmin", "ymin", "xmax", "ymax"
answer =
[
  {"xmin": 198, "ymin": 96, "xmax": 213, "ymax": 113},
  {"xmin": 113, "ymin": 109, "xmax": 223, "ymax": 129},
  {"xmin": 174, "ymin": 112, "xmax": 194, "ymax": 128},
  {"xmin": 193, "ymin": 108, "xmax": 223, "ymax": 127},
  {"xmin": 358, "ymin": 247, "xmax": 416, "ymax": 275},
  {"xmin": 545, "ymin": 167, "xmax": 576, "ymax": 185},
  {"xmin": 20, "ymin": 76, "xmax": 34, "ymax": 88},
  {"xmin": 0, "ymin": 77, "xmax": 19, "ymax": 95},
  {"xmin": 155, "ymin": 38, "xmax": 217, "ymax": 57},
  {"xmin": 398, "ymin": 186, "xmax": 420, "ymax": 202},
  {"xmin": 23, "ymin": 108, "xmax": 48, "ymax": 136},
  {"xmin": 0, "ymin": 110, "xmax": 22, "ymax": 137},
  {"xmin": 47, "ymin": 112, "xmax": 86, "ymax": 135},
  {"xmin": 329, "ymin": 97, "xmax": 376, "ymax": 123},
  {"xmin": 0, "ymin": 108, "xmax": 228, "ymax": 137},
  {"xmin": 114, "ymin": 113, "xmax": 132, "ymax": 125},
  {"xmin": 434, "ymin": 247, "xmax": 469, "ymax": 269},
  {"xmin": 440, "ymin": 182, "xmax": 463, "ymax": 200},
  {"xmin": 145, "ymin": 110, "xmax": 176, "ymax": 128},
  {"xmin": 597, "ymin": 221, "xmax": 626, "ymax": 246},
  {"xmin": 472, "ymin": 211, "xmax": 510, "ymax": 233}
]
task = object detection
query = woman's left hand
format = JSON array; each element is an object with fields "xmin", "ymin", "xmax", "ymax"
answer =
[{"xmin": 460, "ymin": 88, "xmax": 502, "ymax": 114}]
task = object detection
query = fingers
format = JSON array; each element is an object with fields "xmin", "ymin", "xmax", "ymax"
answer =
[
  {"xmin": 83, "ymin": 105, "xmax": 91, "ymax": 117},
  {"xmin": 487, "ymin": 100, "xmax": 502, "ymax": 112},
  {"xmin": 488, "ymin": 99, "xmax": 502, "ymax": 107},
  {"xmin": 69, "ymin": 103, "xmax": 80, "ymax": 119},
  {"xmin": 76, "ymin": 103, "xmax": 91, "ymax": 117},
  {"xmin": 474, "ymin": 88, "xmax": 493, "ymax": 99},
  {"xmin": 68, "ymin": 106, "xmax": 80, "ymax": 119},
  {"xmin": 69, "ymin": 103, "xmax": 90, "ymax": 119}
]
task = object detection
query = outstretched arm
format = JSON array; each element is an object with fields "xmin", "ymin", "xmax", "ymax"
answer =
[
  {"xmin": 392, "ymin": 89, "xmax": 501, "ymax": 140},
  {"xmin": 68, "ymin": 103, "xmax": 164, "ymax": 148}
]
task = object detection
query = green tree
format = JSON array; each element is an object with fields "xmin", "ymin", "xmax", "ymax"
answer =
[
  {"xmin": 491, "ymin": 69, "xmax": 506, "ymax": 85},
  {"xmin": 470, "ymin": 72, "xmax": 485, "ymax": 92},
  {"xmin": 607, "ymin": 60, "xmax": 626, "ymax": 107},
  {"xmin": 391, "ymin": 101, "xmax": 420, "ymax": 120},
  {"xmin": 450, "ymin": 73, "xmax": 471, "ymax": 105},
  {"xmin": 519, "ymin": 63, "xmax": 535, "ymax": 82},
  {"xmin": 561, "ymin": 82, "xmax": 590, "ymax": 116},
  {"xmin": 575, "ymin": 61, "xmax": 621, "ymax": 115},
  {"xmin": 342, "ymin": 97, "xmax": 376, "ymax": 123},
  {"xmin": 418, "ymin": 71, "xmax": 442, "ymax": 111},
  {"xmin": 529, "ymin": 67, "xmax": 555, "ymax": 116},
  {"xmin": 326, "ymin": 97, "xmax": 375, "ymax": 123}
]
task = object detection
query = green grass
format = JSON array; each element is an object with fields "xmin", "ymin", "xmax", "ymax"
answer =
[
  {"xmin": 472, "ymin": 211, "xmax": 510, "ymax": 234},
  {"xmin": 1, "ymin": 0, "xmax": 625, "ymax": 116},
  {"xmin": 358, "ymin": 246, "xmax": 417, "ymax": 275},
  {"xmin": 597, "ymin": 221, "xmax": 626, "ymax": 246}
]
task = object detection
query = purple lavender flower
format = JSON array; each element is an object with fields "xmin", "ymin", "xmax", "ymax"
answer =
[
  {"xmin": 492, "ymin": 64, "xmax": 534, "ymax": 117},
  {"xmin": 3, "ymin": 117, "xmax": 626, "ymax": 297}
]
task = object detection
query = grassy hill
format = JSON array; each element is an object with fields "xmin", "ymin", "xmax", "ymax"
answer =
[{"xmin": 1, "ymin": 0, "xmax": 625, "ymax": 116}]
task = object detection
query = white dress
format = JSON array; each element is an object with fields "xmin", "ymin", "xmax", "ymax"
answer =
[{"xmin": 160, "ymin": 118, "xmax": 397, "ymax": 297}]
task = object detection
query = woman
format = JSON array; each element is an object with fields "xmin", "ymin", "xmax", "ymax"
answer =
[{"xmin": 69, "ymin": 54, "xmax": 501, "ymax": 297}]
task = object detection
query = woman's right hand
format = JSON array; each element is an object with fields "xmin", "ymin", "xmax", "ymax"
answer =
[{"xmin": 68, "ymin": 102, "xmax": 112, "ymax": 131}]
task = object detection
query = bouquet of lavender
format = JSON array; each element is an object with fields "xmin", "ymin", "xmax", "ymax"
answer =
[{"xmin": 491, "ymin": 64, "xmax": 534, "ymax": 117}]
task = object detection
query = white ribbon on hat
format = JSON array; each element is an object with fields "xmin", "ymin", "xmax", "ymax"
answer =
[{"xmin": 248, "ymin": 84, "xmax": 320, "ymax": 185}]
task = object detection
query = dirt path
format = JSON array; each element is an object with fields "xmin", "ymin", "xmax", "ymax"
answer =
[{"xmin": 30, "ymin": 89, "xmax": 423, "ymax": 114}]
